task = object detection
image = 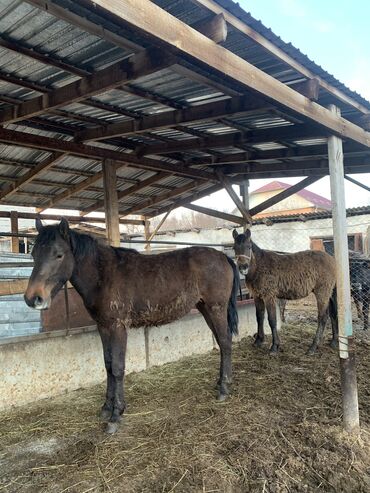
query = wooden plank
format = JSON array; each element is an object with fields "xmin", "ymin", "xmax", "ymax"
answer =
[
  {"xmin": 103, "ymin": 159, "xmax": 120, "ymax": 247},
  {"xmin": 215, "ymin": 170, "xmax": 252, "ymax": 223},
  {"xmin": 85, "ymin": 0, "xmax": 370, "ymax": 147},
  {"xmin": 192, "ymin": 0, "xmax": 369, "ymax": 115},
  {"xmin": 0, "ymin": 153, "xmax": 65, "ymax": 200},
  {"xmin": 10, "ymin": 211, "xmax": 19, "ymax": 254},
  {"xmin": 0, "ymin": 49, "xmax": 175, "ymax": 124},
  {"xmin": 0, "ymin": 127, "xmax": 216, "ymax": 182},
  {"xmin": 184, "ymin": 203, "xmax": 244, "ymax": 224},
  {"xmin": 192, "ymin": 13, "xmax": 227, "ymax": 44},
  {"xmin": 249, "ymin": 176, "xmax": 321, "ymax": 216},
  {"xmin": 81, "ymin": 171, "xmax": 170, "ymax": 215},
  {"xmin": 0, "ymin": 279, "xmax": 29, "ymax": 296},
  {"xmin": 76, "ymin": 95, "xmax": 267, "ymax": 142}
]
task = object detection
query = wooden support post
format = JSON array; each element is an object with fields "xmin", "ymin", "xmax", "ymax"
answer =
[
  {"xmin": 144, "ymin": 218, "xmax": 151, "ymax": 252},
  {"xmin": 145, "ymin": 208, "xmax": 173, "ymax": 250},
  {"xmin": 10, "ymin": 211, "xmax": 19, "ymax": 253},
  {"xmin": 240, "ymin": 179, "xmax": 249, "ymax": 231},
  {"xmin": 216, "ymin": 170, "xmax": 252, "ymax": 224},
  {"xmin": 328, "ymin": 104, "xmax": 359, "ymax": 433},
  {"xmin": 102, "ymin": 159, "xmax": 120, "ymax": 247}
]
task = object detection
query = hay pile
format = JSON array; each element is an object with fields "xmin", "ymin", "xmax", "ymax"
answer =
[{"xmin": 1, "ymin": 323, "xmax": 370, "ymax": 492}]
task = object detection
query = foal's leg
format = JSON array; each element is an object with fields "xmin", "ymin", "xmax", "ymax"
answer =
[
  {"xmin": 265, "ymin": 298, "xmax": 280, "ymax": 354},
  {"xmin": 254, "ymin": 296, "xmax": 265, "ymax": 347},
  {"xmin": 307, "ymin": 295, "xmax": 329, "ymax": 355},
  {"xmin": 98, "ymin": 326, "xmax": 115, "ymax": 420},
  {"xmin": 197, "ymin": 302, "xmax": 232, "ymax": 400}
]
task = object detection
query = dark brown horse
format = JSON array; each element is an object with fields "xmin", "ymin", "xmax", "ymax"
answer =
[
  {"xmin": 24, "ymin": 219, "xmax": 239, "ymax": 433},
  {"xmin": 232, "ymin": 229, "xmax": 338, "ymax": 355}
]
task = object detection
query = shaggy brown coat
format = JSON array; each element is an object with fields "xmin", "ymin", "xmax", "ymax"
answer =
[{"xmin": 233, "ymin": 229, "xmax": 337, "ymax": 354}]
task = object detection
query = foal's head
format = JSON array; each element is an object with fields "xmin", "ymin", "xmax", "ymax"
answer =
[
  {"xmin": 232, "ymin": 229, "xmax": 252, "ymax": 276},
  {"xmin": 24, "ymin": 218, "xmax": 75, "ymax": 310}
]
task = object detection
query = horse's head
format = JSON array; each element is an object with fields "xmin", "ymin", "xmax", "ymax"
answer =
[
  {"xmin": 24, "ymin": 218, "xmax": 75, "ymax": 310},
  {"xmin": 232, "ymin": 228, "xmax": 252, "ymax": 276}
]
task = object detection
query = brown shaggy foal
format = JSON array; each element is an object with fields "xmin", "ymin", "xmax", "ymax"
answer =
[
  {"xmin": 25, "ymin": 219, "xmax": 239, "ymax": 433},
  {"xmin": 232, "ymin": 229, "xmax": 338, "ymax": 354}
]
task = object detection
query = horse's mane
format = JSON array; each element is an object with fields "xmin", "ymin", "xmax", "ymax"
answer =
[{"xmin": 36, "ymin": 225, "xmax": 138, "ymax": 260}]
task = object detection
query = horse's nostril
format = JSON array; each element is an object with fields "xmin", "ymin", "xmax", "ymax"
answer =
[{"xmin": 35, "ymin": 296, "xmax": 43, "ymax": 306}]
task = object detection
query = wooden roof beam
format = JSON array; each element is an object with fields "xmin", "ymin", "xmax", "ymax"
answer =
[
  {"xmin": 215, "ymin": 169, "xmax": 252, "ymax": 223},
  {"xmin": 191, "ymin": 0, "xmax": 369, "ymax": 115},
  {"xmin": 84, "ymin": 0, "xmax": 370, "ymax": 147},
  {"xmin": 76, "ymin": 95, "xmax": 268, "ymax": 142},
  {"xmin": 0, "ymin": 152, "xmax": 66, "ymax": 200},
  {"xmin": 0, "ymin": 49, "xmax": 176, "ymax": 124},
  {"xmin": 192, "ymin": 13, "xmax": 227, "ymax": 44},
  {"xmin": 290, "ymin": 79, "xmax": 320, "ymax": 101},
  {"xmin": 81, "ymin": 171, "xmax": 170, "ymax": 215},
  {"xmin": 0, "ymin": 127, "xmax": 216, "ymax": 182},
  {"xmin": 0, "ymin": 210, "xmax": 144, "ymax": 225},
  {"xmin": 184, "ymin": 203, "xmax": 244, "ymax": 224}
]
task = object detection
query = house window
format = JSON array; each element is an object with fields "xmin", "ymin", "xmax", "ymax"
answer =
[{"xmin": 310, "ymin": 234, "xmax": 363, "ymax": 254}]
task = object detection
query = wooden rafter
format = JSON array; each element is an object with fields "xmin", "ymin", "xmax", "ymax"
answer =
[
  {"xmin": 81, "ymin": 171, "xmax": 170, "ymax": 215},
  {"xmin": 192, "ymin": 0, "xmax": 369, "ymax": 114},
  {"xmin": 83, "ymin": 0, "xmax": 369, "ymax": 147},
  {"xmin": 0, "ymin": 153, "xmax": 66, "ymax": 200},
  {"xmin": 0, "ymin": 127, "xmax": 216, "ymax": 182},
  {"xmin": 184, "ymin": 203, "xmax": 244, "ymax": 224},
  {"xmin": 120, "ymin": 179, "xmax": 205, "ymax": 216},
  {"xmin": 76, "ymin": 95, "xmax": 267, "ymax": 142},
  {"xmin": 0, "ymin": 210, "xmax": 144, "ymax": 225},
  {"xmin": 0, "ymin": 49, "xmax": 175, "ymax": 124},
  {"xmin": 249, "ymin": 176, "xmax": 322, "ymax": 216}
]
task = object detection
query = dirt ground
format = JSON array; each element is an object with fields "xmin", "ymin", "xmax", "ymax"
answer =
[{"xmin": 1, "ymin": 321, "xmax": 370, "ymax": 493}]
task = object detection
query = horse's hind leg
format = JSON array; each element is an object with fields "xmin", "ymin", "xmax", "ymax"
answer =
[
  {"xmin": 98, "ymin": 326, "xmax": 115, "ymax": 420},
  {"xmin": 307, "ymin": 294, "xmax": 329, "ymax": 354},
  {"xmin": 197, "ymin": 302, "xmax": 232, "ymax": 401}
]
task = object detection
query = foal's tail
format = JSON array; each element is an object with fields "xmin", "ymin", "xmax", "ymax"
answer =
[{"xmin": 226, "ymin": 256, "xmax": 240, "ymax": 336}]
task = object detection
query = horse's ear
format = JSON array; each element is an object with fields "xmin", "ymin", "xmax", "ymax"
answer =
[
  {"xmin": 245, "ymin": 228, "xmax": 251, "ymax": 239},
  {"xmin": 232, "ymin": 229, "xmax": 238, "ymax": 240},
  {"xmin": 35, "ymin": 217, "xmax": 43, "ymax": 233},
  {"xmin": 59, "ymin": 218, "xmax": 70, "ymax": 240}
]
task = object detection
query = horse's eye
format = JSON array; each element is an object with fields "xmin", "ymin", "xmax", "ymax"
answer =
[{"xmin": 56, "ymin": 254, "xmax": 63, "ymax": 259}]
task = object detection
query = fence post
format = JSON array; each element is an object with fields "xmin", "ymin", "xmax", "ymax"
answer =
[
  {"xmin": 328, "ymin": 104, "xmax": 359, "ymax": 432},
  {"xmin": 10, "ymin": 211, "xmax": 19, "ymax": 253}
]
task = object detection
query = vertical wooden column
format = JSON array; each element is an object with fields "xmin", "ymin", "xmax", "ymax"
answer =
[
  {"xmin": 10, "ymin": 211, "xmax": 19, "ymax": 253},
  {"xmin": 144, "ymin": 218, "xmax": 151, "ymax": 252},
  {"xmin": 102, "ymin": 159, "xmax": 120, "ymax": 247},
  {"xmin": 240, "ymin": 179, "xmax": 249, "ymax": 232},
  {"xmin": 328, "ymin": 104, "xmax": 359, "ymax": 432}
]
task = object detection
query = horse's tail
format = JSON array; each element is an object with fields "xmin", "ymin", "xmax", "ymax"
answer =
[{"xmin": 226, "ymin": 256, "xmax": 239, "ymax": 336}]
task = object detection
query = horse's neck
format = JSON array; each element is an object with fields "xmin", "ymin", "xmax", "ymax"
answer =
[
  {"xmin": 246, "ymin": 242, "xmax": 263, "ymax": 280},
  {"xmin": 70, "ymin": 245, "xmax": 106, "ymax": 305}
]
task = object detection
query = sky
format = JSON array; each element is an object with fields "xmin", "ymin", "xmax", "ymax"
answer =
[{"xmin": 194, "ymin": 0, "xmax": 370, "ymax": 212}]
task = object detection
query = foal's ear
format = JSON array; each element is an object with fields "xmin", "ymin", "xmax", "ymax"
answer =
[
  {"xmin": 245, "ymin": 228, "xmax": 251, "ymax": 240},
  {"xmin": 35, "ymin": 217, "xmax": 43, "ymax": 233},
  {"xmin": 232, "ymin": 229, "xmax": 239, "ymax": 240},
  {"xmin": 59, "ymin": 217, "xmax": 70, "ymax": 240}
]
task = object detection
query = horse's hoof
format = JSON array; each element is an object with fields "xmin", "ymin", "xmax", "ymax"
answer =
[
  {"xmin": 269, "ymin": 350, "xmax": 279, "ymax": 357},
  {"xmin": 329, "ymin": 339, "xmax": 338, "ymax": 349},
  {"xmin": 106, "ymin": 422, "xmax": 119, "ymax": 434},
  {"xmin": 100, "ymin": 408, "xmax": 112, "ymax": 421},
  {"xmin": 254, "ymin": 338, "xmax": 264, "ymax": 348},
  {"xmin": 306, "ymin": 346, "xmax": 316, "ymax": 356},
  {"xmin": 217, "ymin": 393, "xmax": 228, "ymax": 402}
]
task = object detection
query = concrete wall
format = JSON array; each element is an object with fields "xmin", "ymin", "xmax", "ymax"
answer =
[
  {"xmin": 0, "ymin": 301, "xmax": 276, "ymax": 411},
  {"xmin": 130, "ymin": 213, "xmax": 370, "ymax": 254}
]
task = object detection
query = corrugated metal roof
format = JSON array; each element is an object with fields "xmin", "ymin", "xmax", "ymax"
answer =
[{"xmin": 0, "ymin": 0, "xmax": 367, "ymax": 218}]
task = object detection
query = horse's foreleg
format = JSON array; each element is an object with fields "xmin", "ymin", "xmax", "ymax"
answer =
[
  {"xmin": 254, "ymin": 296, "xmax": 265, "ymax": 347},
  {"xmin": 107, "ymin": 326, "xmax": 127, "ymax": 434},
  {"xmin": 265, "ymin": 298, "xmax": 279, "ymax": 355},
  {"xmin": 307, "ymin": 296, "xmax": 329, "ymax": 355},
  {"xmin": 197, "ymin": 302, "xmax": 232, "ymax": 401}
]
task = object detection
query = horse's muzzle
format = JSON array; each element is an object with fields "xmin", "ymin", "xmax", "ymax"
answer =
[
  {"xmin": 238, "ymin": 265, "xmax": 249, "ymax": 276},
  {"xmin": 24, "ymin": 293, "xmax": 51, "ymax": 310}
]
